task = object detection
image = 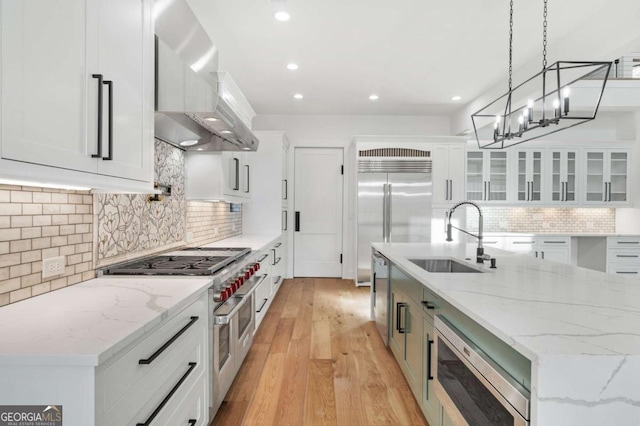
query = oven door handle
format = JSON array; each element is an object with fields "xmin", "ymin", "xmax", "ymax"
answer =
[
  {"xmin": 427, "ymin": 339, "xmax": 434, "ymax": 380},
  {"xmin": 213, "ymin": 297, "xmax": 247, "ymax": 325}
]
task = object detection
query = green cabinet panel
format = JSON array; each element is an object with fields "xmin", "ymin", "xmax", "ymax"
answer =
[{"xmin": 422, "ymin": 315, "xmax": 440, "ymax": 425}]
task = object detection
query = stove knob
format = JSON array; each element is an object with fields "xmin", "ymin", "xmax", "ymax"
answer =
[
  {"xmin": 220, "ymin": 290, "xmax": 228, "ymax": 301},
  {"xmin": 238, "ymin": 276, "xmax": 244, "ymax": 286},
  {"xmin": 226, "ymin": 287, "xmax": 234, "ymax": 297},
  {"xmin": 255, "ymin": 262, "xmax": 260, "ymax": 271},
  {"xmin": 234, "ymin": 279, "xmax": 242, "ymax": 290},
  {"xmin": 244, "ymin": 271, "xmax": 251, "ymax": 280},
  {"xmin": 213, "ymin": 291, "xmax": 222, "ymax": 302}
]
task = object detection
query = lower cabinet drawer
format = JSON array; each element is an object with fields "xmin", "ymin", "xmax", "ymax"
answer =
[
  {"xmin": 608, "ymin": 236, "xmax": 640, "ymax": 248},
  {"xmin": 607, "ymin": 265, "xmax": 640, "ymax": 276},
  {"xmin": 103, "ymin": 327, "xmax": 206, "ymax": 426},
  {"xmin": 100, "ymin": 299, "xmax": 205, "ymax": 414},
  {"xmin": 154, "ymin": 370, "xmax": 208, "ymax": 426},
  {"xmin": 608, "ymin": 248, "xmax": 640, "ymax": 263},
  {"xmin": 254, "ymin": 275, "xmax": 271, "ymax": 329}
]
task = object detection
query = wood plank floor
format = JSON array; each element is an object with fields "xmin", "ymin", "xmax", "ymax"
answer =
[{"xmin": 211, "ymin": 278, "xmax": 429, "ymax": 426}]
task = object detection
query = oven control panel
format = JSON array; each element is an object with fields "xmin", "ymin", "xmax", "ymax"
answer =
[{"xmin": 213, "ymin": 262, "xmax": 260, "ymax": 302}]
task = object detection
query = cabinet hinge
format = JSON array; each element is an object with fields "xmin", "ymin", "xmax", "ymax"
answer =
[
  {"xmin": 340, "ymin": 254, "xmax": 343, "ymax": 264},
  {"xmin": 341, "ymin": 165, "xmax": 344, "ymax": 175}
]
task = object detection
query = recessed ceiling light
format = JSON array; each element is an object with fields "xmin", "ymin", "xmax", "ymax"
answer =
[
  {"xmin": 286, "ymin": 63, "xmax": 299, "ymax": 70},
  {"xmin": 294, "ymin": 93, "xmax": 304, "ymax": 100},
  {"xmin": 205, "ymin": 117, "xmax": 218, "ymax": 122},
  {"xmin": 242, "ymin": 147, "xmax": 251, "ymax": 151},
  {"xmin": 451, "ymin": 95, "xmax": 462, "ymax": 101},
  {"xmin": 221, "ymin": 130, "xmax": 232, "ymax": 134},
  {"xmin": 274, "ymin": 11, "xmax": 290, "ymax": 22},
  {"xmin": 369, "ymin": 94, "xmax": 379, "ymax": 101},
  {"xmin": 180, "ymin": 140, "xmax": 198, "ymax": 147}
]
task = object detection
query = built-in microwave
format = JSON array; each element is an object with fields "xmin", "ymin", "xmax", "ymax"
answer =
[{"xmin": 434, "ymin": 316, "xmax": 530, "ymax": 426}]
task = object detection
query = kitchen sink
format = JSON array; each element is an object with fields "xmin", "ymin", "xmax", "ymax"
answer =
[{"xmin": 409, "ymin": 258, "xmax": 483, "ymax": 273}]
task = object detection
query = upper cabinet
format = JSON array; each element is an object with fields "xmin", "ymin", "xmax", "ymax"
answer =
[
  {"xmin": 0, "ymin": 0, "xmax": 154, "ymax": 190},
  {"xmin": 432, "ymin": 143, "xmax": 466, "ymax": 206},
  {"xmin": 547, "ymin": 149, "xmax": 578, "ymax": 204},
  {"xmin": 581, "ymin": 149, "xmax": 629, "ymax": 205},
  {"xmin": 186, "ymin": 151, "xmax": 252, "ymax": 203},
  {"xmin": 243, "ymin": 131, "xmax": 290, "ymax": 235},
  {"xmin": 513, "ymin": 149, "xmax": 543, "ymax": 203},
  {"xmin": 465, "ymin": 144, "xmax": 631, "ymax": 207},
  {"xmin": 466, "ymin": 150, "xmax": 508, "ymax": 202}
]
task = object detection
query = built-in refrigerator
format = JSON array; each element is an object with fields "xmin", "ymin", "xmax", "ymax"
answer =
[{"xmin": 357, "ymin": 156, "xmax": 432, "ymax": 284}]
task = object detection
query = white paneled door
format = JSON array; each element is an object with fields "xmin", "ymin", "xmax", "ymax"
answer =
[{"xmin": 294, "ymin": 148, "xmax": 343, "ymax": 277}]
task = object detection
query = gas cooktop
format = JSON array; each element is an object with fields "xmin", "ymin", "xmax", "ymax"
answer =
[{"xmin": 101, "ymin": 247, "xmax": 251, "ymax": 276}]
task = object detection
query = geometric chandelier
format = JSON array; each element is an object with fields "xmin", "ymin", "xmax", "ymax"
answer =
[{"xmin": 472, "ymin": 0, "xmax": 611, "ymax": 149}]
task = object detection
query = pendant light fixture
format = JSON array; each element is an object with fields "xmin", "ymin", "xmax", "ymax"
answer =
[{"xmin": 472, "ymin": 0, "xmax": 611, "ymax": 149}]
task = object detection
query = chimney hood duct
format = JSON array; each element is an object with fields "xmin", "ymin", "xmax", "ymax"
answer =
[{"xmin": 154, "ymin": 0, "xmax": 259, "ymax": 152}]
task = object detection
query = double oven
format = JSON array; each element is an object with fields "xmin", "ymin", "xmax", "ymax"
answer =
[
  {"xmin": 433, "ymin": 316, "xmax": 530, "ymax": 426},
  {"xmin": 100, "ymin": 246, "xmax": 261, "ymax": 416}
]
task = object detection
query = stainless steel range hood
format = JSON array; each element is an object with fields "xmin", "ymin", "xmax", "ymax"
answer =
[{"xmin": 154, "ymin": 0, "xmax": 259, "ymax": 152}]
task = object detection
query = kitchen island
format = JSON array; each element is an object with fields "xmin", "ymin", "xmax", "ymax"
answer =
[{"xmin": 374, "ymin": 242, "xmax": 640, "ymax": 426}]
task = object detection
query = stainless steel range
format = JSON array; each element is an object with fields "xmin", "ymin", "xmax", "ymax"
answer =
[{"xmin": 100, "ymin": 246, "xmax": 265, "ymax": 416}]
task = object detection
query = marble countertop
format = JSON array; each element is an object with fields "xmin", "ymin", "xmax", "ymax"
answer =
[
  {"xmin": 373, "ymin": 242, "xmax": 640, "ymax": 361},
  {"xmin": 0, "ymin": 276, "xmax": 212, "ymax": 366},
  {"xmin": 201, "ymin": 233, "xmax": 281, "ymax": 252}
]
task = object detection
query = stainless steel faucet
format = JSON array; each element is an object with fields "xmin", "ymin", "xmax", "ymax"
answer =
[{"xmin": 445, "ymin": 201, "xmax": 491, "ymax": 263}]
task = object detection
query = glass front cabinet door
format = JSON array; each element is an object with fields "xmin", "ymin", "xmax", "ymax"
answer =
[
  {"xmin": 582, "ymin": 149, "xmax": 629, "ymax": 204},
  {"xmin": 513, "ymin": 149, "xmax": 543, "ymax": 203},
  {"xmin": 466, "ymin": 151, "xmax": 509, "ymax": 202},
  {"xmin": 548, "ymin": 149, "xmax": 578, "ymax": 204}
]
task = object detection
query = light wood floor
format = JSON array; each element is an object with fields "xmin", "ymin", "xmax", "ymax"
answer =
[{"xmin": 211, "ymin": 278, "xmax": 429, "ymax": 426}]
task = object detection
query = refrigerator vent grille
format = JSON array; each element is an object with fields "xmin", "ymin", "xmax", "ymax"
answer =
[
  {"xmin": 358, "ymin": 148, "xmax": 431, "ymax": 158},
  {"xmin": 358, "ymin": 159, "xmax": 432, "ymax": 173}
]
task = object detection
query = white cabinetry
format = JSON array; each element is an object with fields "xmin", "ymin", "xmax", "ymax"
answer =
[
  {"xmin": 0, "ymin": 291, "xmax": 210, "ymax": 426},
  {"xmin": 0, "ymin": 0, "xmax": 154, "ymax": 190},
  {"xmin": 607, "ymin": 236, "xmax": 640, "ymax": 276},
  {"xmin": 185, "ymin": 151, "xmax": 251, "ymax": 203},
  {"xmin": 547, "ymin": 149, "xmax": 578, "ymax": 204},
  {"xmin": 503, "ymin": 235, "xmax": 571, "ymax": 264},
  {"xmin": 466, "ymin": 151, "xmax": 508, "ymax": 202},
  {"xmin": 432, "ymin": 143, "xmax": 466, "ymax": 205},
  {"xmin": 98, "ymin": 295, "xmax": 208, "ymax": 425},
  {"xmin": 512, "ymin": 149, "xmax": 543, "ymax": 203},
  {"xmin": 244, "ymin": 131, "xmax": 291, "ymax": 237},
  {"xmin": 222, "ymin": 152, "xmax": 252, "ymax": 200},
  {"xmin": 582, "ymin": 149, "xmax": 629, "ymax": 204}
]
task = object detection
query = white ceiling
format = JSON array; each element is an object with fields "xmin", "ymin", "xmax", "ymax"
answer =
[{"xmin": 188, "ymin": 0, "xmax": 620, "ymax": 116}]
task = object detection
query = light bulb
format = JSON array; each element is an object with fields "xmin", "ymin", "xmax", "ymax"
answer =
[
  {"xmin": 527, "ymin": 99, "xmax": 534, "ymax": 109},
  {"xmin": 523, "ymin": 108, "xmax": 529, "ymax": 118},
  {"xmin": 518, "ymin": 116, "xmax": 524, "ymax": 124},
  {"xmin": 553, "ymin": 99, "xmax": 560, "ymax": 108},
  {"xmin": 562, "ymin": 87, "xmax": 571, "ymax": 98},
  {"xmin": 495, "ymin": 115, "xmax": 501, "ymax": 123}
]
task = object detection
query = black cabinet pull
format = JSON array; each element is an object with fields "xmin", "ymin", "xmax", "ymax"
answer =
[
  {"xmin": 427, "ymin": 339, "xmax": 434, "ymax": 380},
  {"xmin": 283, "ymin": 210, "xmax": 287, "ymax": 231},
  {"xmin": 188, "ymin": 420, "xmax": 197, "ymax": 426},
  {"xmin": 397, "ymin": 303, "xmax": 407, "ymax": 334},
  {"xmin": 274, "ymin": 257, "xmax": 282, "ymax": 265},
  {"xmin": 256, "ymin": 298, "xmax": 268, "ymax": 313},
  {"xmin": 91, "ymin": 74, "xmax": 104, "ymax": 158},
  {"xmin": 275, "ymin": 243, "xmax": 282, "ymax": 248},
  {"xmin": 395, "ymin": 302, "xmax": 402, "ymax": 332},
  {"xmin": 139, "ymin": 316, "xmax": 199, "ymax": 365},
  {"xmin": 258, "ymin": 254, "xmax": 269, "ymax": 262},
  {"xmin": 271, "ymin": 249, "xmax": 276, "ymax": 266},
  {"xmin": 295, "ymin": 211, "xmax": 300, "ymax": 232},
  {"xmin": 102, "ymin": 80, "xmax": 113, "ymax": 160},
  {"xmin": 372, "ymin": 272, "xmax": 377, "ymax": 294},
  {"xmin": 283, "ymin": 179, "xmax": 288, "ymax": 200},
  {"xmin": 136, "ymin": 362, "xmax": 197, "ymax": 426},
  {"xmin": 245, "ymin": 165, "xmax": 250, "ymax": 193},
  {"xmin": 233, "ymin": 158, "xmax": 240, "ymax": 190},
  {"xmin": 421, "ymin": 301, "xmax": 435, "ymax": 310}
]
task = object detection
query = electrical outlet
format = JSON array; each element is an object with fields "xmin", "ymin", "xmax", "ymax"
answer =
[{"xmin": 42, "ymin": 256, "xmax": 65, "ymax": 279}]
